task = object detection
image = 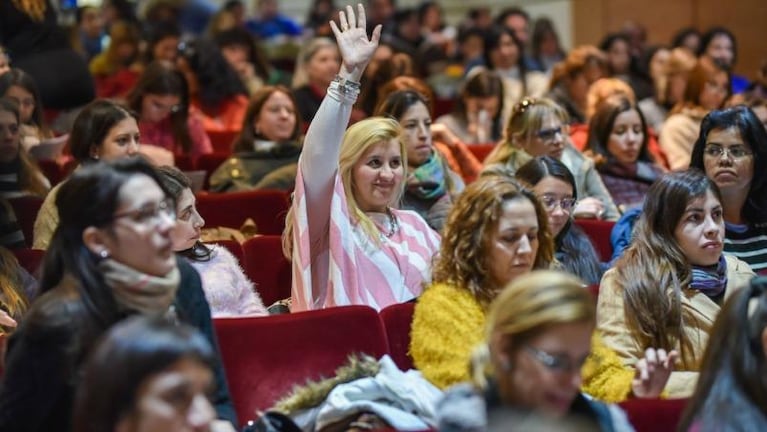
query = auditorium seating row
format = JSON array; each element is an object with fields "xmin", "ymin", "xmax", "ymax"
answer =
[{"xmin": 213, "ymin": 304, "xmax": 687, "ymax": 431}]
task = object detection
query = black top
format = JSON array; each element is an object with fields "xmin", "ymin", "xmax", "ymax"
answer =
[
  {"xmin": 0, "ymin": 257, "xmax": 237, "ymax": 432},
  {"xmin": 293, "ymin": 85, "xmax": 323, "ymax": 125},
  {"xmin": 0, "ymin": 0, "xmax": 69, "ymax": 58}
]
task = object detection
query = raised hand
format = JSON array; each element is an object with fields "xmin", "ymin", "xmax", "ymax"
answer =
[
  {"xmin": 329, "ymin": 3, "xmax": 382, "ymax": 81},
  {"xmin": 631, "ymin": 348, "xmax": 678, "ymax": 398}
]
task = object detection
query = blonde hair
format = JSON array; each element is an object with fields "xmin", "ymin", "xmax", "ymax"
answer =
[
  {"xmin": 292, "ymin": 38, "xmax": 338, "ymax": 88},
  {"xmin": 0, "ymin": 247, "xmax": 29, "ymax": 333},
  {"xmin": 471, "ymin": 270, "xmax": 595, "ymax": 389},
  {"xmin": 12, "ymin": 0, "xmax": 46, "ymax": 21},
  {"xmin": 658, "ymin": 48, "xmax": 697, "ymax": 105},
  {"xmin": 485, "ymin": 97, "xmax": 569, "ymax": 165},
  {"xmin": 585, "ymin": 78, "xmax": 636, "ymax": 120},
  {"xmin": 550, "ymin": 45, "xmax": 607, "ymax": 88},
  {"xmin": 282, "ymin": 117, "xmax": 405, "ymax": 258}
]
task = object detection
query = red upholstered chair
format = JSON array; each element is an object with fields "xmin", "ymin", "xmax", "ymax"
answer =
[
  {"xmin": 210, "ymin": 240, "xmax": 244, "ymax": 266},
  {"xmin": 195, "ymin": 189, "xmax": 290, "ymax": 236},
  {"xmin": 11, "ymin": 248, "xmax": 45, "ymax": 276},
  {"xmin": 37, "ymin": 160, "xmax": 66, "ymax": 186},
  {"xmin": 379, "ymin": 302, "xmax": 416, "ymax": 371},
  {"xmin": 8, "ymin": 196, "xmax": 44, "ymax": 247},
  {"xmin": 467, "ymin": 144, "xmax": 496, "ymax": 163},
  {"xmin": 586, "ymin": 284, "xmax": 600, "ymax": 303},
  {"xmin": 196, "ymin": 153, "xmax": 230, "ymax": 190},
  {"xmin": 175, "ymin": 154, "xmax": 196, "ymax": 171},
  {"xmin": 241, "ymin": 235, "xmax": 291, "ymax": 306},
  {"xmin": 618, "ymin": 398, "xmax": 688, "ymax": 432},
  {"xmin": 574, "ymin": 219, "xmax": 616, "ymax": 262},
  {"xmin": 213, "ymin": 306, "xmax": 390, "ymax": 425},
  {"xmin": 207, "ymin": 130, "xmax": 238, "ymax": 154}
]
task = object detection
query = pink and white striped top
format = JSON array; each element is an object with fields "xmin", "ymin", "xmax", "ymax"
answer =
[{"xmin": 290, "ymin": 167, "xmax": 440, "ymax": 311}]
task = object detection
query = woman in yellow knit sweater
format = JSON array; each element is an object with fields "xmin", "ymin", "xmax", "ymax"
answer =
[{"xmin": 410, "ymin": 175, "xmax": 675, "ymax": 402}]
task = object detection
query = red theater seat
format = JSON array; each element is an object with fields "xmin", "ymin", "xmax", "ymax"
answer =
[
  {"xmin": 8, "ymin": 196, "xmax": 44, "ymax": 247},
  {"xmin": 196, "ymin": 153, "xmax": 230, "ymax": 190},
  {"xmin": 467, "ymin": 144, "xmax": 496, "ymax": 163},
  {"xmin": 207, "ymin": 130, "xmax": 239, "ymax": 154},
  {"xmin": 242, "ymin": 235, "xmax": 291, "ymax": 306},
  {"xmin": 196, "ymin": 189, "xmax": 290, "ymax": 236},
  {"xmin": 11, "ymin": 248, "xmax": 45, "ymax": 276},
  {"xmin": 574, "ymin": 219, "xmax": 616, "ymax": 262},
  {"xmin": 618, "ymin": 398, "xmax": 688, "ymax": 432},
  {"xmin": 379, "ymin": 302, "xmax": 416, "ymax": 371},
  {"xmin": 214, "ymin": 306, "xmax": 390, "ymax": 425}
]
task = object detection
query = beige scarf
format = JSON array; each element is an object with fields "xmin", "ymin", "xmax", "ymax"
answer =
[{"xmin": 99, "ymin": 259, "xmax": 180, "ymax": 316}]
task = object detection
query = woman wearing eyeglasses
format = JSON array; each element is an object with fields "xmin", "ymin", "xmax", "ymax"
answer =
[
  {"xmin": 516, "ymin": 156, "xmax": 603, "ymax": 285},
  {"xmin": 689, "ymin": 106, "xmax": 767, "ymax": 275},
  {"xmin": 483, "ymin": 97, "xmax": 620, "ymax": 221},
  {"xmin": 0, "ymin": 158, "xmax": 238, "ymax": 431},
  {"xmin": 437, "ymin": 271, "xmax": 636, "ymax": 431},
  {"xmin": 126, "ymin": 61, "xmax": 212, "ymax": 159},
  {"xmin": 596, "ymin": 170, "xmax": 755, "ymax": 398},
  {"xmin": 586, "ymin": 95, "xmax": 665, "ymax": 212}
]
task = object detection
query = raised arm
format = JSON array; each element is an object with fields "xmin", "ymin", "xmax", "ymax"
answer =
[{"xmin": 300, "ymin": 4, "xmax": 381, "ymax": 233}]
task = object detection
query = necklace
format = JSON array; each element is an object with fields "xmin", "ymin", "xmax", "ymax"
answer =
[{"xmin": 384, "ymin": 208, "xmax": 400, "ymax": 238}]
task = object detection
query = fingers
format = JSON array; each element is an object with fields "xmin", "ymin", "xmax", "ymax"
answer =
[
  {"xmin": 645, "ymin": 347, "xmax": 658, "ymax": 366},
  {"xmin": 329, "ymin": 20, "xmax": 341, "ymax": 38},
  {"xmin": 345, "ymin": 5, "xmax": 355, "ymax": 30},
  {"xmin": 371, "ymin": 24, "xmax": 382, "ymax": 45},
  {"xmin": 357, "ymin": 3, "xmax": 366, "ymax": 29},
  {"xmin": 635, "ymin": 358, "xmax": 649, "ymax": 381}
]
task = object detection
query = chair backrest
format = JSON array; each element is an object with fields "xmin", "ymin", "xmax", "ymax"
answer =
[
  {"xmin": 379, "ymin": 302, "xmax": 416, "ymax": 371},
  {"xmin": 241, "ymin": 235, "xmax": 291, "ymax": 306},
  {"xmin": 467, "ymin": 144, "xmax": 496, "ymax": 163},
  {"xmin": 196, "ymin": 153, "xmax": 230, "ymax": 190},
  {"xmin": 210, "ymin": 240, "xmax": 244, "ymax": 267},
  {"xmin": 214, "ymin": 306, "xmax": 390, "ymax": 425},
  {"xmin": 207, "ymin": 130, "xmax": 239, "ymax": 154},
  {"xmin": 8, "ymin": 196, "xmax": 44, "ymax": 248},
  {"xmin": 618, "ymin": 397, "xmax": 688, "ymax": 432},
  {"xmin": 11, "ymin": 248, "xmax": 45, "ymax": 277},
  {"xmin": 196, "ymin": 189, "xmax": 290, "ymax": 236},
  {"xmin": 574, "ymin": 219, "xmax": 616, "ymax": 262},
  {"xmin": 37, "ymin": 160, "xmax": 66, "ymax": 186}
]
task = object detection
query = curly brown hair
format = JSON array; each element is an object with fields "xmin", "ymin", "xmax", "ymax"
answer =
[{"xmin": 432, "ymin": 175, "xmax": 554, "ymax": 305}]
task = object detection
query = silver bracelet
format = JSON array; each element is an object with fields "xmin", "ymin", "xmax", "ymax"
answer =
[{"xmin": 332, "ymin": 75, "xmax": 361, "ymax": 95}]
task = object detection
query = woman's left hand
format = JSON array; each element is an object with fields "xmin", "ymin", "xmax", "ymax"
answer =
[
  {"xmin": 631, "ymin": 348, "xmax": 678, "ymax": 398},
  {"xmin": 330, "ymin": 3, "xmax": 381, "ymax": 81}
]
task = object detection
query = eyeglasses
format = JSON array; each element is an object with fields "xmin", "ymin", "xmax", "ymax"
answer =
[
  {"xmin": 536, "ymin": 126, "xmax": 565, "ymax": 143},
  {"xmin": 111, "ymin": 198, "xmax": 176, "ymax": 226},
  {"xmin": 703, "ymin": 144, "xmax": 753, "ymax": 160},
  {"xmin": 525, "ymin": 345, "xmax": 585, "ymax": 375},
  {"xmin": 539, "ymin": 195, "xmax": 577, "ymax": 212}
]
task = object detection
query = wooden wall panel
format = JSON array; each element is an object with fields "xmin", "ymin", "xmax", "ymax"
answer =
[{"xmin": 573, "ymin": 0, "xmax": 766, "ymax": 77}]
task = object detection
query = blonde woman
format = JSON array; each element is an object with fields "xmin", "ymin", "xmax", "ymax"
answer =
[
  {"xmin": 292, "ymin": 37, "xmax": 341, "ymax": 124},
  {"xmin": 482, "ymin": 97, "xmax": 620, "ymax": 220},
  {"xmin": 283, "ymin": 4, "xmax": 440, "ymax": 312}
]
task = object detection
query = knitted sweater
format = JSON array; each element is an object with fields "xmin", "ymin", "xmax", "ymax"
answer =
[{"xmin": 411, "ymin": 282, "xmax": 638, "ymax": 403}]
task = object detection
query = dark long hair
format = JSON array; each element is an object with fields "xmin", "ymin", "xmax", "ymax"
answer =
[
  {"xmin": 0, "ymin": 98, "xmax": 48, "ymax": 198},
  {"xmin": 155, "ymin": 165, "xmax": 212, "ymax": 262},
  {"xmin": 232, "ymin": 86, "xmax": 302, "ymax": 153},
  {"xmin": 177, "ymin": 37, "xmax": 247, "ymax": 111},
  {"xmin": 516, "ymin": 156, "xmax": 604, "ymax": 284},
  {"xmin": 698, "ymin": 27, "xmax": 738, "ymax": 67},
  {"xmin": 586, "ymin": 95, "xmax": 653, "ymax": 164},
  {"xmin": 615, "ymin": 169, "xmax": 722, "ymax": 366},
  {"xmin": 0, "ymin": 68, "xmax": 50, "ymax": 135},
  {"xmin": 690, "ymin": 105, "xmax": 767, "ymax": 225},
  {"xmin": 454, "ymin": 70, "xmax": 504, "ymax": 141},
  {"xmin": 69, "ymin": 99, "xmax": 137, "ymax": 163},
  {"xmin": 483, "ymin": 25, "xmax": 528, "ymax": 95},
  {"xmin": 126, "ymin": 61, "xmax": 194, "ymax": 153},
  {"xmin": 74, "ymin": 315, "xmax": 215, "ymax": 432},
  {"xmin": 679, "ymin": 277, "xmax": 767, "ymax": 431},
  {"xmin": 40, "ymin": 158, "xmax": 170, "ymax": 329}
]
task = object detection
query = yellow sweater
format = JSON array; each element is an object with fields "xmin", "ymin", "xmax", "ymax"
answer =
[{"xmin": 410, "ymin": 282, "xmax": 636, "ymax": 402}]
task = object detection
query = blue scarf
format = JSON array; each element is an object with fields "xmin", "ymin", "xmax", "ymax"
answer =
[
  {"xmin": 690, "ymin": 256, "xmax": 728, "ymax": 298},
  {"xmin": 406, "ymin": 152, "xmax": 447, "ymax": 200}
]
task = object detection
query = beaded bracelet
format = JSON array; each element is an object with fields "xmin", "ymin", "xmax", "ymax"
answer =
[{"xmin": 332, "ymin": 75, "xmax": 362, "ymax": 95}]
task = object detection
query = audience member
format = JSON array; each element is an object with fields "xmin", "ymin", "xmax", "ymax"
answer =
[
  {"xmin": 283, "ymin": 4, "xmax": 440, "ymax": 311},
  {"xmin": 698, "ymin": 27, "xmax": 748, "ymax": 93},
  {"xmin": 0, "ymin": 68, "xmax": 53, "ymax": 152},
  {"xmin": 530, "ymin": 17, "xmax": 565, "ymax": 74},
  {"xmin": 435, "ymin": 69, "xmax": 504, "ymax": 144},
  {"xmin": 0, "ymin": 97, "xmax": 49, "ymax": 199},
  {"xmin": 89, "ymin": 20, "xmax": 143, "ymax": 98},
  {"xmin": 292, "ymin": 37, "xmax": 341, "ymax": 124},
  {"xmin": 638, "ymin": 47, "xmax": 697, "ymax": 135},
  {"xmin": 599, "ymin": 33, "xmax": 652, "ymax": 100},
  {"xmin": 547, "ymin": 46, "xmax": 607, "ymax": 124}
]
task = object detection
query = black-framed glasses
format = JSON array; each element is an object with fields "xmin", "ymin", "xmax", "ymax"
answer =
[
  {"xmin": 111, "ymin": 198, "xmax": 176, "ymax": 226},
  {"xmin": 539, "ymin": 195, "xmax": 577, "ymax": 212},
  {"xmin": 525, "ymin": 345, "xmax": 585, "ymax": 374},
  {"xmin": 703, "ymin": 144, "xmax": 753, "ymax": 160},
  {"xmin": 536, "ymin": 126, "xmax": 565, "ymax": 143}
]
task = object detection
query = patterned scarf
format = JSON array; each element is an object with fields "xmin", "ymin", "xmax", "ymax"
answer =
[
  {"xmin": 406, "ymin": 153, "xmax": 447, "ymax": 200},
  {"xmin": 99, "ymin": 258, "xmax": 180, "ymax": 316},
  {"xmin": 690, "ymin": 255, "xmax": 728, "ymax": 298}
]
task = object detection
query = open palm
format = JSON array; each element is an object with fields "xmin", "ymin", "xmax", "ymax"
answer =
[{"xmin": 330, "ymin": 4, "xmax": 382, "ymax": 77}]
